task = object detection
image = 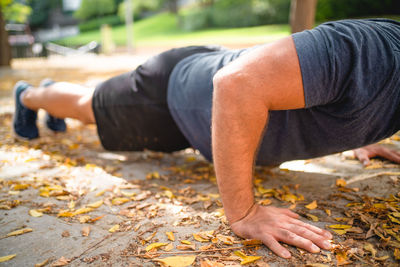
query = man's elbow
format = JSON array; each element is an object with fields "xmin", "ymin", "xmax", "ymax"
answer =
[{"xmin": 212, "ymin": 68, "xmax": 245, "ymax": 103}]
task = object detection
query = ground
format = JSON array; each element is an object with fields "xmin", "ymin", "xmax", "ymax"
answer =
[{"xmin": 1, "ymin": 49, "xmax": 400, "ymax": 267}]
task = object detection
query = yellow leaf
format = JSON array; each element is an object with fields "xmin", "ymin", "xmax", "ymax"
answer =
[
  {"xmin": 335, "ymin": 179, "xmax": 347, "ymax": 187},
  {"xmin": 200, "ymin": 259, "xmax": 225, "ymax": 267},
  {"xmin": 389, "ymin": 215, "xmax": 400, "ymax": 224},
  {"xmin": 79, "ymin": 216, "xmax": 91, "ymax": 223},
  {"xmin": 305, "ymin": 200, "xmax": 318, "ymax": 210},
  {"xmin": 306, "ymin": 264, "xmax": 330, "ymax": 267},
  {"xmin": 108, "ymin": 224, "xmax": 120, "ymax": 233},
  {"xmin": 73, "ymin": 207, "xmax": 93, "ymax": 216},
  {"xmin": 394, "ymin": 248, "xmax": 400, "ymax": 260},
  {"xmin": 12, "ymin": 184, "xmax": 29, "ymax": 190},
  {"xmin": 364, "ymin": 243, "xmax": 377, "ymax": 257},
  {"xmin": 391, "ymin": 212, "xmax": 400, "ymax": 218},
  {"xmin": 164, "ymin": 243, "xmax": 174, "ymax": 251},
  {"xmin": 146, "ymin": 242, "xmax": 168, "ymax": 252},
  {"xmin": 7, "ymin": 228, "xmax": 33, "ymax": 237},
  {"xmin": 373, "ymin": 203, "xmax": 386, "ymax": 209},
  {"xmin": 34, "ymin": 258, "xmax": 50, "ymax": 267},
  {"xmin": 282, "ymin": 193, "xmax": 297, "ymax": 203},
  {"xmin": 155, "ymin": 255, "xmax": 196, "ymax": 267},
  {"xmin": 29, "ymin": 209, "xmax": 43, "ymax": 217},
  {"xmin": 241, "ymin": 239, "xmax": 262, "ymax": 246},
  {"xmin": 193, "ymin": 230, "xmax": 215, "ymax": 242},
  {"xmin": 121, "ymin": 190, "xmax": 136, "ymax": 197},
  {"xmin": 374, "ymin": 255, "xmax": 389, "ymax": 261},
  {"xmin": 57, "ymin": 210, "xmax": 75, "ymax": 217},
  {"xmin": 325, "ymin": 209, "xmax": 331, "ymax": 216},
  {"xmin": 87, "ymin": 200, "xmax": 103, "ymax": 209},
  {"xmin": 164, "ymin": 190, "xmax": 175, "ymax": 199},
  {"xmin": 306, "ymin": 213, "xmax": 319, "ymax": 222},
  {"xmin": 259, "ymin": 199, "xmax": 272, "ymax": 206},
  {"xmin": 166, "ymin": 232, "xmax": 175, "ymax": 241},
  {"xmin": 177, "ymin": 244, "xmax": 196, "ymax": 250},
  {"xmin": 146, "ymin": 171, "xmax": 160, "ymax": 180},
  {"xmin": 111, "ymin": 197, "xmax": 130, "ymax": 205},
  {"xmin": 234, "ymin": 251, "xmax": 262, "ymax": 265},
  {"xmin": 332, "ymin": 229, "xmax": 347, "ymax": 235},
  {"xmin": 8, "ymin": 190, "xmax": 19, "ymax": 195},
  {"xmin": 216, "ymin": 234, "xmax": 234, "ymax": 245},
  {"xmin": 328, "ymin": 224, "xmax": 352, "ymax": 229},
  {"xmin": 181, "ymin": 240, "xmax": 192, "ymax": 245},
  {"xmin": 0, "ymin": 254, "xmax": 16, "ymax": 263},
  {"xmin": 95, "ymin": 190, "xmax": 106, "ymax": 197}
]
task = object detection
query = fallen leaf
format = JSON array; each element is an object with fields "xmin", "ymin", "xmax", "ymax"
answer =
[
  {"xmin": 108, "ymin": 224, "xmax": 120, "ymax": 233},
  {"xmin": 146, "ymin": 171, "xmax": 160, "ymax": 180},
  {"xmin": 111, "ymin": 197, "xmax": 130, "ymax": 205},
  {"xmin": 163, "ymin": 243, "xmax": 174, "ymax": 251},
  {"xmin": 394, "ymin": 248, "xmax": 400, "ymax": 260},
  {"xmin": 305, "ymin": 200, "xmax": 318, "ymax": 210},
  {"xmin": 87, "ymin": 200, "xmax": 103, "ymax": 208},
  {"xmin": 200, "ymin": 260, "xmax": 225, "ymax": 267},
  {"xmin": 61, "ymin": 230, "xmax": 70, "ymax": 237},
  {"xmin": 177, "ymin": 244, "xmax": 195, "ymax": 250},
  {"xmin": 166, "ymin": 231, "xmax": 175, "ymax": 241},
  {"xmin": 306, "ymin": 264, "xmax": 330, "ymax": 267},
  {"xmin": 34, "ymin": 258, "xmax": 49, "ymax": 267},
  {"xmin": 336, "ymin": 179, "xmax": 347, "ymax": 187},
  {"xmin": 7, "ymin": 228, "xmax": 33, "ymax": 237},
  {"xmin": 181, "ymin": 240, "xmax": 192, "ymax": 245},
  {"xmin": 241, "ymin": 239, "xmax": 262, "ymax": 246},
  {"xmin": 325, "ymin": 209, "xmax": 331, "ymax": 216},
  {"xmin": 73, "ymin": 207, "xmax": 93, "ymax": 216},
  {"xmin": 155, "ymin": 255, "xmax": 196, "ymax": 267},
  {"xmin": 215, "ymin": 234, "xmax": 234, "ymax": 245},
  {"xmin": 364, "ymin": 243, "xmax": 376, "ymax": 257},
  {"xmin": 306, "ymin": 214, "xmax": 319, "ymax": 222},
  {"xmin": 12, "ymin": 184, "xmax": 29, "ymax": 190},
  {"xmin": 57, "ymin": 210, "xmax": 74, "ymax": 217},
  {"xmin": 121, "ymin": 190, "xmax": 136, "ymax": 197},
  {"xmin": 146, "ymin": 242, "xmax": 169, "ymax": 252},
  {"xmin": 374, "ymin": 255, "xmax": 389, "ymax": 261},
  {"xmin": 234, "ymin": 251, "xmax": 262, "ymax": 265},
  {"xmin": 51, "ymin": 256, "xmax": 70, "ymax": 266},
  {"xmin": 79, "ymin": 216, "xmax": 91, "ymax": 223},
  {"xmin": 95, "ymin": 190, "xmax": 105, "ymax": 197},
  {"xmin": 29, "ymin": 209, "xmax": 43, "ymax": 217},
  {"xmin": 81, "ymin": 226, "xmax": 90, "ymax": 237},
  {"xmin": 193, "ymin": 230, "xmax": 215, "ymax": 242},
  {"xmin": 328, "ymin": 224, "xmax": 352, "ymax": 229},
  {"xmin": 0, "ymin": 254, "xmax": 16, "ymax": 263},
  {"xmin": 68, "ymin": 200, "xmax": 75, "ymax": 210}
]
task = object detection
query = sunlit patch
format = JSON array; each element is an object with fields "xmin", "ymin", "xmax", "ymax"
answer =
[{"xmin": 279, "ymin": 159, "xmax": 336, "ymax": 174}]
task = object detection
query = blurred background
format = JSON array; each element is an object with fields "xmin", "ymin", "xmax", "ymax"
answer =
[{"xmin": 0, "ymin": 0, "xmax": 399, "ymax": 66}]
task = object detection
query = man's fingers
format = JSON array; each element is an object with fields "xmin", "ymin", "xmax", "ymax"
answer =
[
  {"xmin": 290, "ymin": 218, "xmax": 332, "ymax": 239},
  {"xmin": 261, "ymin": 234, "xmax": 291, "ymax": 258},
  {"xmin": 379, "ymin": 148, "xmax": 400, "ymax": 163},
  {"xmin": 284, "ymin": 223, "xmax": 331, "ymax": 250},
  {"xmin": 276, "ymin": 229, "xmax": 320, "ymax": 254},
  {"xmin": 354, "ymin": 149, "xmax": 371, "ymax": 166}
]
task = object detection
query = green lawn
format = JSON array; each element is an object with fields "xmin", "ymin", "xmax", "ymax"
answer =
[{"xmin": 58, "ymin": 13, "xmax": 290, "ymax": 48}]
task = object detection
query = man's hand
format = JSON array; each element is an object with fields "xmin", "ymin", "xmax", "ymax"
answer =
[
  {"xmin": 230, "ymin": 204, "xmax": 332, "ymax": 258},
  {"xmin": 353, "ymin": 144, "xmax": 400, "ymax": 166}
]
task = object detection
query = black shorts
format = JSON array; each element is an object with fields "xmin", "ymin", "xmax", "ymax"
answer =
[{"xmin": 92, "ymin": 46, "xmax": 222, "ymax": 152}]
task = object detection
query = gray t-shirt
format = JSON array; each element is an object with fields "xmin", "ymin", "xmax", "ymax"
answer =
[{"xmin": 167, "ymin": 19, "xmax": 400, "ymax": 165}]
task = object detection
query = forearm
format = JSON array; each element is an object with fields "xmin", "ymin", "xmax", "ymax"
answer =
[{"xmin": 212, "ymin": 70, "xmax": 269, "ymax": 223}]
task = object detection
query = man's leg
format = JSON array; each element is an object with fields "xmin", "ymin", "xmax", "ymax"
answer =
[{"xmin": 21, "ymin": 82, "xmax": 95, "ymax": 124}]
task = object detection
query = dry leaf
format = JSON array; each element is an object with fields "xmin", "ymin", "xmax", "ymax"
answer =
[
  {"xmin": 177, "ymin": 244, "xmax": 195, "ymax": 250},
  {"xmin": 34, "ymin": 258, "xmax": 49, "ymax": 267},
  {"xmin": 200, "ymin": 260, "xmax": 225, "ymax": 267},
  {"xmin": 306, "ymin": 264, "xmax": 330, "ymax": 267},
  {"xmin": 81, "ymin": 226, "xmax": 90, "ymax": 237},
  {"xmin": 61, "ymin": 230, "xmax": 70, "ymax": 237},
  {"xmin": 363, "ymin": 243, "xmax": 377, "ymax": 257},
  {"xmin": 0, "ymin": 254, "xmax": 16, "ymax": 263},
  {"xmin": 7, "ymin": 227, "xmax": 33, "ymax": 237},
  {"xmin": 108, "ymin": 224, "xmax": 120, "ymax": 233},
  {"xmin": 394, "ymin": 248, "xmax": 400, "ymax": 260},
  {"xmin": 181, "ymin": 240, "xmax": 192, "ymax": 245},
  {"xmin": 111, "ymin": 197, "xmax": 130, "ymax": 205},
  {"xmin": 215, "ymin": 234, "xmax": 234, "ymax": 245},
  {"xmin": 234, "ymin": 251, "xmax": 262, "ymax": 265},
  {"xmin": 163, "ymin": 243, "xmax": 174, "ymax": 251},
  {"xmin": 305, "ymin": 200, "xmax": 318, "ymax": 210},
  {"xmin": 306, "ymin": 214, "xmax": 319, "ymax": 222},
  {"xmin": 325, "ymin": 209, "xmax": 331, "ymax": 216},
  {"xmin": 193, "ymin": 230, "xmax": 215, "ymax": 242},
  {"xmin": 29, "ymin": 209, "xmax": 43, "ymax": 217},
  {"xmin": 68, "ymin": 200, "xmax": 75, "ymax": 210},
  {"xmin": 121, "ymin": 190, "xmax": 136, "ymax": 197},
  {"xmin": 51, "ymin": 256, "xmax": 70, "ymax": 266},
  {"xmin": 155, "ymin": 255, "xmax": 196, "ymax": 267},
  {"xmin": 146, "ymin": 171, "xmax": 160, "ymax": 180},
  {"xmin": 87, "ymin": 200, "xmax": 103, "ymax": 208},
  {"xmin": 57, "ymin": 210, "xmax": 75, "ymax": 217},
  {"xmin": 12, "ymin": 184, "xmax": 29, "ymax": 190},
  {"xmin": 336, "ymin": 179, "xmax": 347, "ymax": 187},
  {"xmin": 73, "ymin": 207, "xmax": 93, "ymax": 215},
  {"xmin": 79, "ymin": 215, "xmax": 91, "ymax": 223},
  {"xmin": 95, "ymin": 190, "xmax": 105, "ymax": 197},
  {"xmin": 241, "ymin": 239, "xmax": 262, "ymax": 246},
  {"xmin": 166, "ymin": 231, "xmax": 175, "ymax": 241},
  {"xmin": 146, "ymin": 243, "xmax": 169, "ymax": 252},
  {"xmin": 328, "ymin": 224, "xmax": 352, "ymax": 229}
]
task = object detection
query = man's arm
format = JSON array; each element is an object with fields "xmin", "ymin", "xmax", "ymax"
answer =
[{"xmin": 212, "ymin": 36, "xmax": 332, "ymax": 258}]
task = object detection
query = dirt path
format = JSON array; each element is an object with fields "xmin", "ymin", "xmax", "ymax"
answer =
[{"xmin": 1, "ymin": 51, "xmax": 400, "ymax": 266}]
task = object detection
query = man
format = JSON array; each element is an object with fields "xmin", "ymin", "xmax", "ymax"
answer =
[{"xmin": 13, "ymin": 18, "xmax": 400, "ymax": 258}]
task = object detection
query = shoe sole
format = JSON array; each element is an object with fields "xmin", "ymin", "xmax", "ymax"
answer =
[{"xmin": 12, "ymin": 81, "xmax": 38, "ymax": 141}]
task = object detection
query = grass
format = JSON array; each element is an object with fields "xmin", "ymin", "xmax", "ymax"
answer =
[{"xmin": 57, "ymin": 13, "xmax": 290, "ymax": 48}]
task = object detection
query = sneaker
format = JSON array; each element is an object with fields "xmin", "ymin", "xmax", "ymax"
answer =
[
  {"xmin": 13, "ymin": 81, "xmax": 39, "ymax": 139},
  {"xmin": 39, "ymin": 79, "xmax": 67, "ymax": 132}
]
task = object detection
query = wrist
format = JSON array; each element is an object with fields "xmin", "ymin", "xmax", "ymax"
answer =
[{"xmin": 228, "ymin": 202, "xmax": 257, "ymax": 225}]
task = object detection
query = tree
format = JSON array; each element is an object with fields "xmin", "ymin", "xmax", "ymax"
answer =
[
  {"xmin": 0, "ymin": 3, "xmax": 11, "ymax": 66},
  {"xmin": 290, "ymin": 0, "xmax": 318, "ymax": 33},
  {"xmin": 75, "ymin": 0, "xmax": 116, "ymax": 21}
]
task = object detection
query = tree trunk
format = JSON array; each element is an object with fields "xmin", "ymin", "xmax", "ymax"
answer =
[
  {"xmin": 0, "ymin": 5, "xmax": 11, "ymax": 66},
  {"xmin": 167, "ymin": 0, "xmax": 178, "ymax": 14},
  {"xmin": 290, "ymin": 0, "xmax": 318, "ymax": 33}
]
